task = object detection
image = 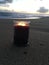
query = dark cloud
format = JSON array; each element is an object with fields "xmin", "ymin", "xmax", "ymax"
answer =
[
  {"xmin": 6, "ymin": 0, "xmax": 13, "ymax": 3},
  {"xmin": 37, "ymin": 7, "xmax": 49, "ymax": 13},
  {"xmin": 0, "ymin": 0, "xmax": 13, "ymax": 4}
]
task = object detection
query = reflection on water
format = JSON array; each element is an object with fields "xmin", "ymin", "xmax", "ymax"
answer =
[
  {"xmin": 0, "ymin": 15, "xmax": 40, "ymax": 19},
  {"xmin": 0, "ymin": 11, "xmax": 41, "ymax": 19}
]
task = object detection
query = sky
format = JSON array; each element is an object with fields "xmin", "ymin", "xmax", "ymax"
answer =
[{"xmin": 0, "ymin": 0, "xmax": 49, "ymax": 14}]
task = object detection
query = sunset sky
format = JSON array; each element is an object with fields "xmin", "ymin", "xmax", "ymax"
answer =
[{"xmin": 0, "ymin": 0, "xmax": 49, "ymax": 14}]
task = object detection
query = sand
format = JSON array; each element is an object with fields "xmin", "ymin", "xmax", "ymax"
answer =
[{"xmin": 0, "ymin": 18, "xmax": 49, "ymax": 65}]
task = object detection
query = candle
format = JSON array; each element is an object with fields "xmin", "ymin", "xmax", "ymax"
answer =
[{"xmin": 13, "ymin": 21, "xmax": 30, "ymax": 47}]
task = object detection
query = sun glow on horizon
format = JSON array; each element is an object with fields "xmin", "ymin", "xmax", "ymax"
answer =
[
  {"xmin": 0, "ymin": 0, "xmax": 49, "ymax": 14},
  {"xmin": 9, "ymin": 0, "xmax": 41, "ymax": 13},
  {"xmin": 9, "ymin": 0, "xmax": 49, "ymax": 13}
]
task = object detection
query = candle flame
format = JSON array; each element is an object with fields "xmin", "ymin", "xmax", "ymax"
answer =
[{"xmin": 14, "ymin": 21, "xmax": 29, "ymax": 26}]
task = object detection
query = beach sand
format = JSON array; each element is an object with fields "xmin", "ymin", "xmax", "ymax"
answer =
[{"xmin": 0, "ymin": 18, "xmax": 49, "ymax": 65}]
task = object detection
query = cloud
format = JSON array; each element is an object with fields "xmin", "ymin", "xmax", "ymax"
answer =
[
  {"xmin": 37, "ymin": 7, "xmax": 49, "ymax": 13},
  {"xmin": 6, "ymin": 0, "xmax": 13, "ymax": 3},
  {"xmin": 0, "ymin": 0, "xmax": 13, "ymax": 4}
]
